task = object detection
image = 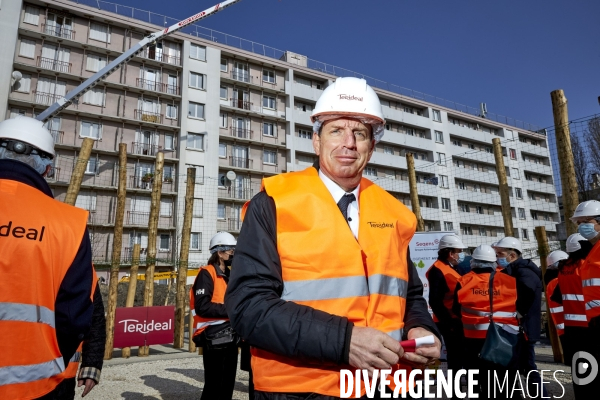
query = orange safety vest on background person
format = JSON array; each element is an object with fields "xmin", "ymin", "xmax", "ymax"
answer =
[
  {"xmin": 559, "ymin": 259, "xmax": 588, "ymax": 327},
  {"xmin": 546, "ymin": 278, "xmax": 565, "ymax": 336},
  {"xmin": 457, "ymin": 270, "xmax": 519, "ymax": 339},
  {"xmin": 190, "ymin": 265, "xmax": 228, "ymax": 340},
  {"xmin": 581, "ymin": 242, "xmax": 600, "ymax": 321},
  {"xmin": 251, "ymin": 167, "xmax": 417, "ymax": 397},
  {"xmin": 0, "ymin": 178, "xmax": 89, "ymax": 400},
  {"xmin": 426, "ymin": 260, "xmax": 461, "ymax": 323}
]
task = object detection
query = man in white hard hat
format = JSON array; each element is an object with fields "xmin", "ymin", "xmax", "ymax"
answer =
[
  {"xmin": 226, "ymin": 77, "xmax": 441, "ymax": 399},
  {"xmin": 0, "ymin": 116, "xmax": 94, "ymax": 399}
]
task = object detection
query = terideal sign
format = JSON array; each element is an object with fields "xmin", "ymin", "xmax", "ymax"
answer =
[{"xmin": 114, "ymin": 306, "xmax": 175, "ymax": 348}]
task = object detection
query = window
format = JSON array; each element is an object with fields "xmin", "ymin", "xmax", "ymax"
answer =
[
  {"xmin": 85, "ymin": 158, "xmax": 97, "ymax": 175},
  {"xmin": 190, "ymin": 44, "xmax": 206, "ymax": 61},
  {"xmin": 531, "ymin": 211, "xmax": 538, "ymax": 220},
  {"xmin": 24, "ymin": 6, "xmax": 40, "ymax": 25},
  {"xmin": 159, "ymin": 234, "xmax": 170, "ymax": 251},
  {"xmin": 263, "ymin": 123, "xmax": 275, "ymax": 137},
  {"xmin": 515, "ymin": 187, "xmax": 523, "ymax": 199},
  {"xmin": 166, "ymin": 104, "xmax": 178, "ymax": 120},
  {"xmin": 189, "ymin": 72, "xmax": 206, "ymax": 89},
  {"xmin": 80, "ymin": 121, "xmax": 101, "ymax": 139},
  {"xmin": 462, "ymin": 226, "xmax": 472, "ymax": 235},
  {"xmin": 82, "ymin": 87, "xmax": 104, "ymax": 106},
  {"xmin": 188, "ymin": 102, "xmax": 205, "ymax": 119},
  {"xmin": 263, "ymin": 150, "xmax": 277, "ymax": 164},
  {"xmin": 217, "ymin": 203, "xmax": 226, "ymax": 219},
  {"xmin": 86, "ymin": 53, "xmax": 107, "ymax": 72},
  {"xmin": 522, "ymin": 229, "xmax": 529, "ymax": 241},
  {"xmin": 190, "ymin": 232, "xmax": 201, "ymax": 251},
  {"xmin": 14, "ymin": 73, "xmax": 31, "ymax": 93},
  {"xmin": 435, "ymin": 131, "xmax": 444, "ymax": 143},
  {"xmin": 509, "ymin": 148, "xmax": 517, "ymax": 160},
  {"xmin": 442, "ymin": 198, "xmax": 451, "ymax": 211},
  {"xmin": 19, "ymin": 38, "xmax": 36, "ymax": 58},
  {"xmin": 75, "ymin": 192, "xmax": 96, "ymax": 211},
  {"xmin": 298, "ymin": 129, "xmax": 312, "ymax": 139},
  {"xmin": 432, "ymin": 109, "xmax": 441, "ymax": 122},
  {"xmin": 460, "ymin": 204, "xmax": 470, "ymax": 213},
  {"xmin": 476, "ymin": 206, "xmax": 483, "ymax": 214},
  {"xmin": 444, "ymin": 221, "xmax": 453, "ymax": 231},
  {"xmin": 436, "ymin": 153, "xmax": 446, "ymax": 165},
  {"xmin": 364, "ymin": 167, "xmax": 377, "ymax": 177},
  {"xmin": 219, "ymin": 143, "xmax": 227, "ymax": 158},
  {"xmin": 453, "ymin": 140, "xmax": 462, "ymax": 147},
  {"xmin": 185, "ymin": 164, "xmax": 204, "ymax": 185},
  {"xmin": 220, "ymin": 58, "xmax": 228, "ymax": 72},
  {"xmin": 440, "ymin": 175, "xmax": 449, "ymax": 188},
  {"xmin": 220, "ymin": 86, "xmax": 228, "ymax": 99},
  {"xmin": 163, "ymin": 166, "xmax": 174, "ymax": 182},
  {"xmin": 473, "ymin": 184, "xmax": 481, "ymax": 192},
  {"xmin": 479, "ymin": 228, "xmax": 487, "ymax": 237},
  {"xmin": 512, "ymin": 168, "xmax": 520, "ymax": 180},
  {"xmin": 468, "ymin": 144, "xmax": 475, "ymax": 150},
  {"xmin": 164, "ymin": 134, "xmax": 174, "ymax": 150},
  {"xmin": 89, "ymin": 22, "xmax": 110, "ymax": 43},
  {"xmin": 485, "ymin": 147, "xmax": 493, "ymax": 154},
  {"xmin": 518, "ymin": 208, "xmax": 526, "ymax": 219},
  {"xmin": 458, "ymin": 182, "xmax": 466, "ymax": 190},
  {"xmin": 187, "ymin": 133, "xmax": 204, "ymax": 150},
  {"xmin": 263, "ymin": 69, "xmax": 275, "ymax": 83},
  {"xmin": 160, "ymin": 199, "xmax": 172, "ymax": 216},
  {"xmin": 263, "ymin": 96, "xmax": 275, "ymax": 109},
  {"xmin": 384, "ymin": 146, "xmax": 394, "ymax": 155},
  {"xmin": 193, "ymin": 198, "xmax": 203, "ymax": 217}
]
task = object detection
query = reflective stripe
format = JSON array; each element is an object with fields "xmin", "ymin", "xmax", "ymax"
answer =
[
  {"xmin": 69, "ymin": 352, "xmax": 81, "ymax": 363},
  {"xmin": 562, "ymin": 294, "xmax": 585, "ymax": 301},
  {"xmin": 0, "ymin": 302, "xmax": 55, "ymax": 328},
  {"xmin": 367, "ymin": 275, "xmax": 408, "ymax": 298},
  {"xmin": 586, "ymin": 300, "xmax": 600, "ymax": 310},
  {"xmin": 582, "ymin": 278, "xmax": 600, "ymax": 287},
  {"xmin": 282, "ymin": 276, "xmax": 368, "ymax": 301},
  {"xmin": 556, "ymin": 323, "xmax": 565, "ymax": 330},
  {"xmin": 387, "ymin": 329, "xmax": 403, "ymax": 341},
  {"xmin": 193, "ymin": 319, "xmax": 226, "ymax": 334},
  {"xmin": 549, "ymin": 306, "xmax": 564, "ymax": 313},
  {"xmin": 463, "ymin": 323, "xmax": 519, "ymax": 333},
  {"xmin": 0, "ymin": 356, "xmax": 65, "ymax": 386},
  {"xmin": 461, "ymin": 306, "xmax": 517, "ymax": 318},
  {"xmin": 564, "ymin": 314, "xmax": 587, "ymax": 322}
]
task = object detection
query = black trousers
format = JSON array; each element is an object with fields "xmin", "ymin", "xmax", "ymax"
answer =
[
  {"xmin": 35, "ymin": 378, "xmax": 76, "ymax": 400},
  {"xmin": 201, "ymin": 342, "xmax": 239, "ymax": 400},
  {"xmin": 436, "ymin": 321, "xmax": 465, "ymax": 372}
]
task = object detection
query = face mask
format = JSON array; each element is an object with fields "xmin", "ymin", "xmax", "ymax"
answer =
[
  {"xmin": 458, "ymin": 252, "xmax": 465, "ymax": 263},
  {"xmin": 578, "ymin": 223, "xmax": 599, "ymax": 240},
  {"xmin": 223, "ymin": 255, "xmax": 234, "ymax": 267},
  {"xmin": 497, "ymin": 257, "xmax": 510, "ymax": 268}
]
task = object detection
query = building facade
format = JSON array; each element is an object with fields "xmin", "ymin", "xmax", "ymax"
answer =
[{"xmin": 2, "ymin": 0, "xmax": 560, "ymax": 277}]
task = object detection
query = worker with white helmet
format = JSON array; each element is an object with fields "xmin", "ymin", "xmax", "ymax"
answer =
[
  {"xmin": 226, "ymin": 77, "xmax": 441, "ymax": 398},
  {"xmin": 452, "ymin": 245, "xmax": 520, "ymax": 397},
  {"xmin": 0, "ymin": 116, "xmax": 95, "ymax": 399},
  {"xmin": 425, "ymin": 234, "xmax": 467, "ymax": 372},
  {"xmin": 544, "ymin": 251, "xmax": 567, "ymax": 341},
  {"xmin": 190, "ymin": 232, "xmax": 238, "ymax": 399}
]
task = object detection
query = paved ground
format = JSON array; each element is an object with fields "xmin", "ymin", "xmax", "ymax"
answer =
[{"xmin": 77, "ymin": 342, "xmax": 574, "ymax": 399}]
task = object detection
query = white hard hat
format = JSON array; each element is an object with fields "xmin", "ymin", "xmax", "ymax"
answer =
[
  {"xmin": 570, "ymin": 200, "xmax": 600, "ymax": 222},
  {"xmin": 311, "ymin": 77, "xmax": 385, "ymax": 142},
  {"xmin": 491, "ymin": 241, "xmax": 499, "ymax": 248},
  {"xmin": 546, "ymin": 250, "xmax": 568, "ymax": 269},
  {"xmin": 566, "ymin": 233, "xmax": 587, "ymax": 253},
  {"xmin": 495, "ymin": 237, "xmax": 523, "ymax": 254},
  {"xmin": 0, "ymin": 116, "xmax": 55, "ymax": 158},
  {"xmin": 472, "ymin": 245, "xmax": 497, "ymax": 262},
  {"xmin": 209, "ymin": 231, "xmax": 237, "ymax": 251},
  {"xmin": 438, "ymin": 234, "xmax": 467, "ymax": 250}
]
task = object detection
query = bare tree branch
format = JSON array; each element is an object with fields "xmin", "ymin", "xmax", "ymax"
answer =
[{"xmin": 571, "ymin": 133, "xmax": 590, "ymax": 201}]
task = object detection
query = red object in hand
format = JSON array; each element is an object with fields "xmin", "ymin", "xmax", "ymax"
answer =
[{"xmin": 399, "ymin": 335, "xmax": 434, "ymax": 353}]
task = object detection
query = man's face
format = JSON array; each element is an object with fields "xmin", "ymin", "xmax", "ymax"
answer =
[
  {"xmin": 312, "ymin": 118, "xmax": 374, "ymax": 183},
  {"xmin": 448, "ymin": 249, "xmax": 462, "ymax": 266},
  {"xmin": 495, "ymin": 248, "xmax": 518, "ymax": 263},
  {"xmin": 575, "ymin": 216, "xmax": 600, "ymax": 230}
]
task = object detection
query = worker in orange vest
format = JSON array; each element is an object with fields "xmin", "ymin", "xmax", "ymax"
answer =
[
  {"xmin": 544, "ymin": 251, "xmax": 567, "ymax": 340},
  {"xmin": 426, "ymin": 234, "xmax": 467, "ymax": 372},
  {"xmin": 190, "ymin": 232, "xmax": 238, "ymax": 400},
  {"xmin": 0, "ymin": 116, "xmax": 94, "ymax": 400},
  {"xmin": 226, "ymin": 77, "xmax": 441, "ymax": 399},
  {"xmin": 453, "ymin": 244, "xmax": 520, "ymax": 399}
]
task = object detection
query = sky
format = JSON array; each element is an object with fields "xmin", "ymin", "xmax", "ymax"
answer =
[{"xmin": 109, "ymin": 0, "xmax": 599, "ymax": 129}]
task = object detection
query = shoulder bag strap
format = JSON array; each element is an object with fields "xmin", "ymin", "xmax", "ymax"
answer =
[{"xmin": 488, "ymin": 269, "xmax": 497, "ymax": 324}]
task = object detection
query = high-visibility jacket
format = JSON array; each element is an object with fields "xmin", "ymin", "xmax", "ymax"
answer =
[
  {"xmin": 251, "ymin": 167, "xmax": 417, "ymax": 397},
  {"xmin": 190, "ymin": 265, "xmax": 228, "ymax": 339},
  {"xmin": 426, "ymin": 260, "xmax": 461, "ymax": 323},
  {"xmin": 546, "ymin": 278, "xmax": 564, "ymax": 336},
  {"xmin": 559, "ymin": 259, "xmax": 588, "ymax": 327},
  {"xmin": 457, "ymin": 270, "xmax": 519, "ymax": 339},
  {"xmin": 0, "ymin": 178, "xmax": 89, "ymax": 400},
  {"xmin": 580, "ymin": 242, "xmax": 600, "ymax": 321}
]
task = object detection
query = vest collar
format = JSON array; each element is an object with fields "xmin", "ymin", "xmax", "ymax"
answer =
[{"xmin": 0, "ymin": 159, "xmax": 54, "ymax": 198}]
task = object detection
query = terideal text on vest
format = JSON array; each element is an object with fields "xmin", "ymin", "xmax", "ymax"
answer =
[{"xmin": 0, "ymin": 220, "xmax": 45, "ymax": 241}]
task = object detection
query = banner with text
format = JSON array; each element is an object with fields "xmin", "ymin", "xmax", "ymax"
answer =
[{"xmin": 114, "ymin": 306, "xmax": 175, "ymax": 348}]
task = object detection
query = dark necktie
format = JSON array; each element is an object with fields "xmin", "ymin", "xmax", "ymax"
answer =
[{"xmin": 337, "ymin": 193, "xmax": 356, "ymax": 224}]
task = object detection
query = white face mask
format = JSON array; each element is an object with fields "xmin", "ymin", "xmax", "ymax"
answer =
[{"xmin": 0, "ymin": 147, "xmax": 52, "ymax": 174}]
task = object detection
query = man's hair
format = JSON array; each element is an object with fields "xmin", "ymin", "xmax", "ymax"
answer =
[
  {"xmin": 314, "ymin": 119, "xmax": 374, "ymax": 141},
  {"xmin": 438, "ymin": 248, "xmax": 459, "ymax": 261}
]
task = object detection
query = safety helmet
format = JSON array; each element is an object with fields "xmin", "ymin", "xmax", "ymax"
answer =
[
  {"xmin": 566, "ymin": 233, "xmax": 587, "ymax": 253},
  {"xmin": 546, "ymin": 250, "xmax": 568, "ymax": 269},
  {"xmin": 471, "ymin": 245, "xmax": 497, "ymax": 262},
  {"xmin": 438, "ymin": 234, "xmax": 467, "ymax": 250},
  {"xmin": 490, "ymin": 241, "xmax": 499, "ymax": 248},
  {"xmin": 0, "ymin": 116, "xmax": 55, "ymax": 159},
  {"xmin": 495, "ymin": 237, "xmax": 523, "ymax": 254},
  {"xmin": 311, "ymin": 77, "xmax": 385, "ymax": 142},
  {"xmin": 209, "ymin": 231, "xmax": 237, "ymax": 251},
  {"xmin": 570, "ymin": 200, "xmax": 600, "ymax": 222}
]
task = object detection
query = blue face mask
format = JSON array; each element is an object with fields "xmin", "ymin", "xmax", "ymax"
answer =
[
  {"xmin": 497, "ymin": 257, "xmax": 510, "ymax": 268},
  {"xmin": 458, "ymin": 252, "xmax": 465, "ymax": 263},
  {"xmin": 578, "ymin": 223, "xmax": 599, "ymax": 240}
]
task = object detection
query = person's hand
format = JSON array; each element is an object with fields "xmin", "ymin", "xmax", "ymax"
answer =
[
  {"xmin": 77, "ymin": 378, "xmax": 96, "ymax": 397},
  {"xmin": 348, "ymin": 326, "xmax": 403, "ymax": 375},
  {"xmin": 401, "ymin": 327, "xmax": 441, "ymax": 367}
]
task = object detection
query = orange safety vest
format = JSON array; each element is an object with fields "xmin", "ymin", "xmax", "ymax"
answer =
[
  {"xmin": 0, "ymin": 178, "xmax": 89, "ymax": 400},
  {"xmin": 426, "ymin": 260, "xmax": 461, "ymax": 323},
  {"xmin": 251, "ymin": 167, "xmax": 417, "ymax": 397},
  {"xmin": 190, "ymin": 265, "xmax": 228, "ymax": 339},
  {"xmin": 457, "ymin": 270, "xmax": 519, "ymax": 339},
  {"xmin": 579, "ymin": 242, "xmax": 600, "ymax": 321},
  {"xmin": 559, "ymin": 259, "xmax": 588, "ymax": 327},
  {"xmin": 546, "ymin": 278, "xmax": 565, "ymax": 336}
]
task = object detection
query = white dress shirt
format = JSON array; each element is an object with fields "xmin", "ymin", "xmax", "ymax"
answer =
[{"xmin": 319, "ymin": 170, "xmax": 360, "ymax": 239}]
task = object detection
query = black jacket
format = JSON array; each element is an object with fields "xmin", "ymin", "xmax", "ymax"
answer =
[
  {"xmin": 225, "ymin": 187, "xmax": 440, "ymax": 365},
  {"xmin": 428, "ymin": 259, "xmax": 459, "ymax": 327},
  {"xmin": 504, "ymin": 257, "xmax": 543, "ymax": 342},
  {"xmin": 81, "ymin": 283, "xmax": 106, "ymax": 372},
  {"xmin": 0, "ymin": 159, "xmax": 94, "ymax": 365}
]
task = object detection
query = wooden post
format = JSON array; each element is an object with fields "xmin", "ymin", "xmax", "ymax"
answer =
[
  {"xmin": 188, "ymin": 309, "xmax": 196, "ymax": 353},
  {"xmin": 492, "ymin": 138, "xmax": 514, "ymax": 237},
  {"xmin": 174, "ymin": 168, "xmax": 195, "ymax": 348},
  {"xmin": 535, "ymin": 226, "xmax": 564, "ymax": 363},
  {"xmin": 551, "ymin": 90, "xmax": 579, "ymax": 236},
  {"xmin": 140, "ymin": 152, "xmax": 164, "ymax": 356},
  {"xmin": 64, "ymin": 138, "xmax": 95, "ymax": 206},
  {"xmin": 104, "ymin": 143, "xmax": 127, "ymax": 360},
  {"xmin": 406, "ymin": 153, "xmax": 425, "ymax": 231},
  {"xmin": 121, "ymin": 244, "xmax": 140, "ymax": 359}
]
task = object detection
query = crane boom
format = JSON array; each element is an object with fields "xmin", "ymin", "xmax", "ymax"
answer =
[{"xmin": 36, "ymin": 0, "xmax": 242, "ymax": 123}]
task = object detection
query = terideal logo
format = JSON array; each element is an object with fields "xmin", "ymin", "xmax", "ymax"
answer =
[
  {"xmin": 114, "ymin": 306, "xmax": 174, "ymax": 348},
  {"xmin": 367, "ymin": 222, "xmax": 394, "ymax": 229},
  {"xmin": 119, "ymin": 318, "xmax": 172, "ymax": 334},
  {"xmin": 338, "ymin": 94, "xmax": 363, "ymax": 101}
]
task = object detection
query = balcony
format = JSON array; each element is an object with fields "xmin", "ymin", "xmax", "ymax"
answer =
[
  {"xmin": 230, "ymin": 127, "xmax": 253, "ymax": 140},
  {"xmin": 37, "ymin": 56, "xmax": 71, "ymax": 73},
  {"xmin": 134, "ymin": 109, "xmax": 163, "ymax": 124},
  {"xmin": 232, "ymin": 71, "xmax": 252, "ymax": 84},
  {"xmin": 127, "ymin": 211, "xmax": 149, "ymax": 226},
  {"xmin": 122, "ymin": 246, "xmax": 148, "ymax": 263},
  {"xmin": 140, "ymin": 49, "xmax": 181, "ymax": 66},
  {"xmin": 51, "ymin": 130, "xmax": 64, "ymax": 144},
  {"xmin": 33, "ymin": 91, "xmax": 61, "ymax": 106},
  {"xmin": 131, "ymin": 142, "xmax": 161, "ymax": 156},
  {"xmin": 217, "ymin": 218, "xmax": 242, "ymax": 233},
  {"xmin": 219, "ymin": 182, "xmax": 261, "ymax": 201},
  {"xmin": 230, "ymin": 99, "xmax": 253, "ymax": 111},
  {"xmin": 129, "ymin": 175, "xmax": 154, "ymax": 190},
  {"xmin": 135, "ymin": 78, "xmax": 180, "ymax": 95},
  {"xmin": 45, "ymin": 167, "xmax": 61, "ymax": 182},
  {"xmin": 229, "ymin": 156, "xmax": 253, "ymax": 169},
  {"xmin": 41, "ymin": 24, "xmax": 75, "ymax": 40}
]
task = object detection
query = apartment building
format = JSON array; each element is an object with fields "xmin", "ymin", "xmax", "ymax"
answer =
[{"xmin": 1, "ymin": 0, "xmax": 560, "ymax": 275}]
